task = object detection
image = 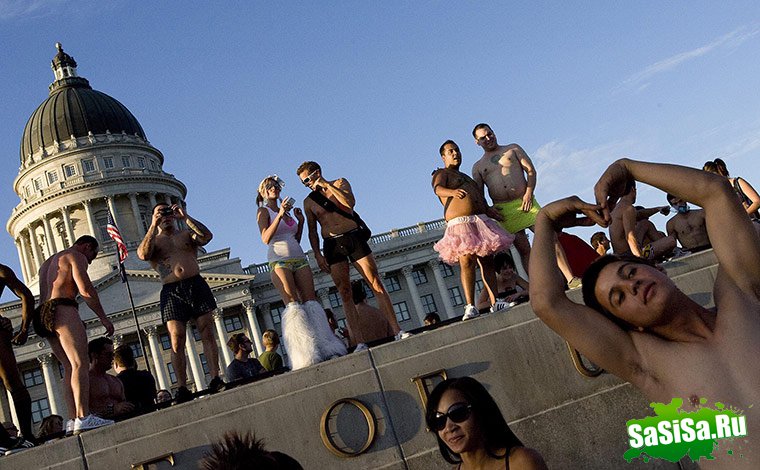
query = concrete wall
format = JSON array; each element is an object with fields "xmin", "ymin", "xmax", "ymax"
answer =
[{"xmin": 4, "ymin": 250, "xmax": 717, "ymax": 469}]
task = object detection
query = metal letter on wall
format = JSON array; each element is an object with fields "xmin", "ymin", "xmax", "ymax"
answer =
[
  {"xmin": 410, "ymin": 369, "xmax": 448, "ymax": 410},
  {"xmin": 320, "ymin": 398, "xmax": 376, "ymax": 458},
  {"xmin": 131, "ymin": 452, "xmax": 175, "ymax": 469}
]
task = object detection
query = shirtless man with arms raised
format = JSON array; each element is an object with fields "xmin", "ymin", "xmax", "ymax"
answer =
[
  {"xmin": 432, "ymin": 140, "xmax": 513, "ymax": 319},
  {"xmin": 297, "ymin": 161, "xmax": 406, "ymax": 346},
  {"xmin": 665, "ymin": 193, "xmax": 711, "ymax": 253},
  {"xmin": 531, "ymin": 159, "xmax": 760, "ymax": 468},
  {"xmin": 36, "ymin": 235, "xmax": 114, "ymax": 433},
  {"xmin": 472, "ymin": 123, "xmax": 580, "ymax": 287},
  {"xmin": 0, "ymin": 264, "xmax": 34, "ymax": 441},
  {"xmin": 609, "ymin": 183, "xmax": 675, "ymax": 260},
  {"xmin": 137, "ymin": 203, "xmax": 223, "ymax": 402},
  {"xmin": 87, "ymin": 337, "xmax": 134, "ymax": 419}
]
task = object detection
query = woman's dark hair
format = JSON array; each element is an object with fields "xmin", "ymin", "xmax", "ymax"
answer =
[
  {"xmin": 425, "ymin": 377, "xmax": 523, "ymax": 464},
  {"xmin": 702, "ymin": 158, "xmax": 729, "ymax": 177}
]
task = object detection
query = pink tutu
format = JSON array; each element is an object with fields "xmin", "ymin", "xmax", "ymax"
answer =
[{"xmin": 434, "ymin": 214, "xmax": 515, "ymax": 265}]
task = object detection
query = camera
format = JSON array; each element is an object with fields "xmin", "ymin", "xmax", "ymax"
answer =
[{"xmin": 159, "ymin": 208, "xmax": 174, "ymax": 216}]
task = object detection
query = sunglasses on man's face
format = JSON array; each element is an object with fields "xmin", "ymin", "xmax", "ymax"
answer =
[
  {"xmin": 301, "ymin": 171, "xmax": 318, "ymax": 186},
  {"xmin": 430, "ymin": 402, "xmax": 472, "ymax": 431}
]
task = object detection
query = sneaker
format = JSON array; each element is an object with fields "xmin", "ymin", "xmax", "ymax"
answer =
[
  {"xmin": 73, "ymin": 415, "xmax": 114, "ymax": 434},
  {"xmin": 65, "ymin": 419, "xmax": 75, "ymax": 436},
  {"xmin": 354, "ymin": 343, "xmax": 369, "ymax": 351},
  {"xmin": 1, "ymin": 436, "xmax": 35, "ymax": 455},
  {"xmin": 567, "ymin": 277, "xmax": 582, "ymax": 289},
  {"xmin": 462, "ymin": 305, "xmax": 480, "ymax": 321},
  {"xmin": 490, "ymin": 300, "xmax": 510, "ymax": 313},
  {"xmin": 394, "ymin": 330, "xmax": 412, "ymax": 340},
  {"xmin": 174, "ymin": 386, "xmax": 193, "ymax": 404},
  {"xmin": 207, "ymin": 376, "xmax": 226, "ymax": 394}
]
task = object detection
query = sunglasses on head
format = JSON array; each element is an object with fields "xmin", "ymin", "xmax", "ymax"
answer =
[
  {"xmin": 431, "ymin": 402, "xmax": 472, "ymax": 431},
  {"xmin": 301, "ymin": 170, "xmax": 318, "ymax": 185}
]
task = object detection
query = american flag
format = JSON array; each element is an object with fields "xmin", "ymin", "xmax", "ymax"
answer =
[{"xmin": 107, "ymin": 210, "xmax": 128, "ymax": 264}]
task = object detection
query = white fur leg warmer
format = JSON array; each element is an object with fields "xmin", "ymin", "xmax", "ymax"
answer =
[
  {"xmin": 281, "ymin": 302, "xmax": 320, "ymax": 370},
  {"xmin": 304, "ymin": 300, "xmax": 348, "ymax": 360}
]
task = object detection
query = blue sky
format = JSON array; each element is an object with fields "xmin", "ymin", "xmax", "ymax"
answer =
[{"xmin": 2, "ymin": 2, "xmax": 760, "ymax": 301}]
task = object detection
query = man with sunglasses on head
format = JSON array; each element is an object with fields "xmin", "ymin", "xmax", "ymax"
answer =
[
  {"xmin": 297, "ymin": 161, "xmax": 408, "ymax": 347},
  {"xmin": 138, "ymin": 202, "xmax": 225, "ymax": 402}
]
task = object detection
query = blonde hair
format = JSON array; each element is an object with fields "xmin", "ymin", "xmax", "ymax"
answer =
[
  {"xmin": 256, "ymin": 175, "xmax": 285, "ymax": 207},
  {"xmin": 262, "ymin": 329, "xmax": 280, "ymax": 347}
]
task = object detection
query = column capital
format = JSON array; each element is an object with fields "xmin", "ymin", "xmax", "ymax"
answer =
[
  {"xmin": 212, "ymin": 309, "xmax": 224, "ymax": 320},
  {"xmin": 401, "ymin": 265, "xmax": 415, "ymax": 276},
  {"xmin": 427, "ymin": 259, "xmax": 441, "ymax": 269},
  {"xmin": 242, "ymin": 300, "xmax": 255, "ymax": 311},
  {"xmin": 37, "ymin": 353, "xmax": 56, "ymax": 365},
  {"xmin": 143, "ymin": 325, "xmax": 159, "ymax": 337}
]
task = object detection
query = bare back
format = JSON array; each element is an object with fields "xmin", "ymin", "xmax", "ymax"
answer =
[
  {"xmin": 148, "ymin": 230, "xmax": 201, "ymax": 284},
  {"xmin": 432, "ymin": 168, "xmax": 489, "ymax": 220},
  {"xmin": 39, "ymin": 250, "xmax": 84, "ymax": 301},
  {"xmin": 609, "ymin": 203, "xmax": 637, "ymax": 254},
  {"xmin": 472, "ymin": 144, "xmax": 531, "ymax": 203}
]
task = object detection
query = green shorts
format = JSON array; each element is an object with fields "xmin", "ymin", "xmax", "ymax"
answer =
[
  {"xmin": 268, "ymin": 257, "xmax": 310, "ymax": 272},
  {"xmin": 493, "ymin": 197, "xmax": 541, "ymax": 234}
]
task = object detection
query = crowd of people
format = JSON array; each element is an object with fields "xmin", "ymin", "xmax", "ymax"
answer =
[{"xmin": 0, "ymin": 120, "xmax": 758, "ymax": 468}]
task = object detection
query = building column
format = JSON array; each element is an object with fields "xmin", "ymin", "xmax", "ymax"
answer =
[
  {"xmin": 144, "ymin": 326, "xmax": 169, "ymax": 391},
  {"xmin": 184, "ymin": 329, "xmax": 206, "ymax": 391},
  {"xmin": 428, "ymin": 260, "xmax": 455, "ymax": 317},
  {"xmin": 401, "ymin": 266, "xmax": 426, "ymax": 326},
  {"xmin": 148, "ymin": 192, "xmax": 157, "ymax": 208},
  {"xmin": 42, "ymin": 214, "xmax": 57, "ymax": 255},
  {"xmin": 82, "ymin": 200, "xmax": 100, "ymax": 243},
  {"xmin": 317, "ymin": 288, "xmax": 331, "ymax": 309},
  {"xmin": 259, "ymin": 302, "xmax": 274, "ymax": 331},
  {"xmin": 163, "ymin": 194, "xmax": 173, "ymax": 206},
  {"xmin": 14, "ymin": 238, "xmax": 29, "ymax": 283},
  {"xmin": 18, "ymin": 233, "xmax": 34, "ymax": 280},
  {"xmin": 128, "ymin": 192, "xmax": 145, "ymax": 237},
  {"xmin": 38, "ymin": 353, "xmax": 62, "ymax": 416},
  {"xmin": 61, "ymin": 206, "xmax": 75, "ymax": 248},
  {"xmin": 213, "ymin": 309, "xmax": 232, "ymax": 368},
  {"xmin": 28, "ymin": 225, "xmax": 44, "ymax": 271},
  {"xmin": 243, "ymin": 300, "xmax": 263, "ymax": 356}
]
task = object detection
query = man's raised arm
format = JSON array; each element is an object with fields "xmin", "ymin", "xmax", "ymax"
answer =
[
  {"xmin": 595, "ymin": 159, "xmax": 760, "ymax": 297},
  {"xmin": 529, "ymin": 197, "xmax": 644, "ymax": 382},
  {"xmin": 0, "ymin": 264, "xmax": 34, "ymax": 345}
]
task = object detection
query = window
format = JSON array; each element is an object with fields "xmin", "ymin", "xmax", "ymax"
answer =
[
  {"xmin": 103, "ymin": 156, "xmax": 114, "ymax": 169},
  {"xmin": 449, "ymin": 286, "xmax": 464, "ymax": 306},
  {"xmin": 328, "ymin": 291, "xmax": 342, "ymax": 308},
  {"xmin": 96, "ymin": 215, "xmax": 109, "ymax": 242},
  {"xmin": 270, "ymin": 304, "xmax": 284, "ymax": 325},
  {"xmin": 421, "ymin": 294, "xmax": 437, "ymax": 314},
  {"xmin": 150, "ymin": 160, "xmax": 158, "ymax": 170},
  {"xmin": 47, "ymin": 170, "xmax": 58, "ymax": 184},
  {"xmin": 122, "ymin": 156, "xmax": 131, "ymax": 167},
  {"xmin": 23, "ymin": 368, "xmax": 44, "ymax": 387},
  {"xmin": 82, "ymin": 159, "xmax": 96, "ymax": 173},
  {"xmin": 412, "ymin": 269, "xmax": 428, "ymax": 285},
  {"xmin": 24, "ymin": 185, "xmax": 31, "ymax": 198},
  {"xmin": 384, "ymin": 275, "xmax": 401, "ymax": 292},
  {"xmin": 160, "ymin": 333, "xmax": 172, "ymax": 350},
  {"xmin": 224, "ymin": 315, "xmax": 243, "ymax": 332},
  {"xmin": 393, "ymin": 301, "xmax": 411, "ymax": 322},
  {"xmin": 64, "ymin": 164, "xmax": 76, "ymax": 177},
  {"xmin": 475, "ymin": 279, "xmax": 484, "ymax": 292},
  {"xmin": 137, "ymin": 157, "xmax": 146, "ymax": 168},
  {"xmin": 56, "ymin": 222, "xmax": 69, "ymax": 248},
  {"xmin": 33, "ymin": 177, "xmax": 43, "ymax": 191},
  {"xmin": 441, "ymin": 263, "xmax": 454, "ymax": 278},
  {"xmin": 129, "ymin": 342, "xmax": 143, "ymax": 358},
  {"xmin": 167, "ymin": 363, "xmax": 177, "ymax": 384},
  {"xmin": 140, "ymin": 209, "xmax": 149, "ymax": 232},
  {"xmin": 199, "ymin": 353, "xmax": 210, "ymax": 375},
  {"xmin": 337, "ymin": 318, "xmax": 347, "ymax": 329},
  {"xmin": 31, "ymin": 398, "xmax": 51, "ymax": 423}
]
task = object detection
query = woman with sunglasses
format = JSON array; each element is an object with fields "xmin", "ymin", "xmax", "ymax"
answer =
[
  {"xmin": 426, "ymin": 377, "xmax": 547, "ymax": 469},
  {"xmin": 256, "ymin": 175, "xmax": 347, "ymax": 370}
]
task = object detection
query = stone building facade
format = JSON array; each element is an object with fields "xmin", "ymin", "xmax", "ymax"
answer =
[{"xmin": 0, "ymin": 45, "xmax": 470, "ymax": 433}]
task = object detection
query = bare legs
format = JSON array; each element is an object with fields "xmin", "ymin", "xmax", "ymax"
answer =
[
  {"xmin": 166, "ymin": 320, "xmax": 188, "ymax": 388},
  {"xmin": 329, "ymin": 261, "xmax": 365, "ymax": 345},
  {"xmin": 49, "ymin": 307, "xmax": 89, "ymax": 418},
  {"xmin": 460, "ymin": 254, "xmax": 497, "ymax": 306},
  {"xmin": 353, "ymin": 254, "xmax": 400, "ymax": 335},
  {"xmin": 196, "ymin": 313, "xmax": 220, "ymax": 379},
  {"xmin": 0, "ymin": 331, "xmax": 33, "ymax": 439}
]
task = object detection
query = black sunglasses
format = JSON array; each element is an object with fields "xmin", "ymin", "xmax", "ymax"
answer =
[{"xmin": 430, "ymin": 402, "xmax": 472, "ymax": 431}]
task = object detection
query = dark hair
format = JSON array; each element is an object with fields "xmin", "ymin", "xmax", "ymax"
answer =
[
  {"xmin": 73, "ymin": 235, "xmax": 99, "ymax": 250},
  {"xmin": 581, "ymin": 254, "xmax": 655, "ymax": 330},
  {"xmin": 37, "ymin": 414, "xmax": 64, "ymax": 440},
  {"xmin": 199, "ymin": 432, "xmax": 303, "ymax": 470},
  {"xmin": 702, "ymin": 158, "xmax": 729, "ymax": 177},
  {"xmin": 424, "ymin": 313, "xmax": 441, "ymax": 324},
  {"xmin": 472, "ymin": 123, "xmax": 492, "ymax": 138},
  {"xmin": 351, "ymin": 280, "xmax": 367, "ymax": 304},
  {"xmin": 296, "ymin": 161, "xmax": 321, "ymax": 176},
  {"xmin": 493, "ymin": 252, "xmax": 516, "ymax": 272},
  {"xmin": 589, "ymin": 232, "xmax": 607, "ymax": 249},
  {"xmin": 439, "ymin": 139, "xmax": 458, "ymax": 156},
  {"xmin": 425, "ymin": 377, "xmax": 523, "ymax": 464},
  {"xmin": 113, "ymin": 345, "xmax": 136, "ymax": 369},
  {"xmin": 87, "ymin": 337, "xmax": 113, "ymax": 358},
  {"xmin": 227, "ymin": 332, "xmax": 249, "ymax": 354}
]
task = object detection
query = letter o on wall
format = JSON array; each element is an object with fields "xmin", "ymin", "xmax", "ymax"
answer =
[{"xmin": 320, "ymin": 398, "xmax": 376, "ymax": 458}]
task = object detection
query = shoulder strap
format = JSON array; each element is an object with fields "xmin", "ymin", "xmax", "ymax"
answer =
[{"xmin": 308, "ymin": 190, "xmax": 356, "ymax": 221}]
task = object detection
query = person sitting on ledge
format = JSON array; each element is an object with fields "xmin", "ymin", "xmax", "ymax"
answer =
[
  {"xmin": 258, "ymin": 330, "xmax": 284, "ymax": 372},
  {"xmin": 88, "ymin": 337, "xmax": 134, "ymax": 420},
  {"xmin": 530, "ymin": 158, "xmax": 760, "ymax": 468},
  {"xmin": 424, "ymin": 312, "xmax": 441, "ymax": 326},
  {"xmin": 475, "ymin": 252, "xmax": 529, "ymax": 312},
  {"xmin": 226, "ymin": 333, "xmax": 266, "ymax": 382},
  {"xmin": 608, "ymin": 182, "xmax": 675, "ymax": 261},
  {"xmin": 664, "ymin": 193, "xmax": 710, "ymax": 254},
  {"xmin": 351, "ymin": 280, "xmax": 396, "ymax": 348},
  {"xmin": 113, "ymin": 345, "xmax": 156, "ymax": 413},
  {"xmin": 590, "ymin": 231, "xmax": 610, "ymax": 256}
]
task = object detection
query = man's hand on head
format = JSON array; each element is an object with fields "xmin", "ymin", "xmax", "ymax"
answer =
[
  {"xmin": 539, "ymin": 196, "xmax": 607, "ymax": 231},
  {"xmin": 172, "ymin": 204, "xmax": 187, "ymax": 220},
  {"xmin": 594, "ymin": 158, "xmax": 634, "ymax": 223}
]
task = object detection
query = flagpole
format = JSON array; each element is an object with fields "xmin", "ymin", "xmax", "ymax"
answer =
[{"xmin": 120, "ymin": 262, "xmax": 154, "ymax": 379}]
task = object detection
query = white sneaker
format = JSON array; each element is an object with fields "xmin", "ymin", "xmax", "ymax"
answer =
[
  {"xmin": 394, "ymin": 330, "xmax": 412, "ymax": 340},
  {"xmin": 65, "ymin": 419, "xmax": 75, "ymax": 436},
  {"xmin": 73, "ymin": 414, "xmax": 114, "ymax": 434},
  {"xmin": 462, "ymin": 305, "xmax": 480, "ymax": 321},
  {"xmin": 490, "ymin": 301, "xmax": 510, "ymax": 313},
  {"xmin": 354, "ymin": 343, "xmax": 369, "ymax": 351}
]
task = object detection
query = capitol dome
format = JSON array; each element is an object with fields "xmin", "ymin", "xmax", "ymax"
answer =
[{"xmin": 19, "ymin": 43, "xmax": 146, "ymax": 163}]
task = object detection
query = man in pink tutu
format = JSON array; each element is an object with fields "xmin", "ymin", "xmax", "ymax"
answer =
[{"xmin": 432, "ymin": 140, "xmax": 515, "ymax": 320}]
